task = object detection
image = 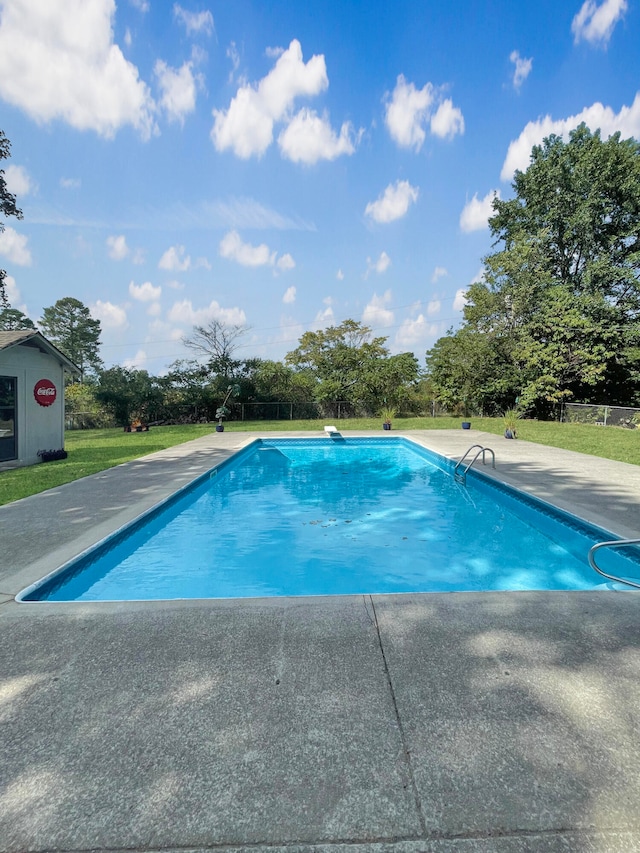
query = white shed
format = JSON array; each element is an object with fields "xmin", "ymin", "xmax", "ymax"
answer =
[{"xmin": 0, "ymin": 331, "xmax": 81, "ymax": 469}]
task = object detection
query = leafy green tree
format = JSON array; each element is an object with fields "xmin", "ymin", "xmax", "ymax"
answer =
[
  {"xmin": 95, "ymin": 367, "xmax": 163, "ymax": 427},
  {"xmin": 159, "ymin": 359, "xmax": 222, "ymax": 422},
  {"xmin": 286, "ymin": 319, "xmax": 419, "ymax": 414},
  {"xmin": 252, "ymin": 359, "xmax": 315, "ymax": 402},
  {"xmin": 0, "ymin": 130, "xmax": 23, "ymax": 307},
  {"xmin": 427, "ymin": 124, "xmax": 640, "ymax": 415},
  {"xmin": 65, "ymin": 381, "xmax": 112, "ymax": 429},
  {"xmin": 39, "ymin": 297, "xmax": 103, "ymax": 376},
  {"xmin": 0, "ymin": 307, "xmax": 36, "ymax": 330}
]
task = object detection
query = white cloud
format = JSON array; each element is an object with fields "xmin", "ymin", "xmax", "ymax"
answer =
[
  {"xmin": 60, "ymin": 177, "xmax": 81, "ymax": 189},
  {"xmin": 148, "ymin": 319, "xmax": 184, "ymax": 342},
  {"xmin": 129, "ymin": 280, "xmax": 161, "ymax": 301},
  {"xmin": 159, "ymin": 245, "xmax": 191, "ymax": 271},
  {"xmin": 132, "ymin": 247, "xmax": 146, "ymax": 265},
  {"xmin": 277, "ymin": 253, "xmax": 295, "ymax": 271},
  {"xmin": 4, "ymin": 164, "xmax": 35, "ymax": 196},
  {"xmin": 123, "ymin": 349, "xmax": 149, "ymax": 369},
  {"xmin": 385, "ymin": 74, "xmax": 464, "ymax": 150},
  {"xmin": 431, "ymin": 266, "xmax": 448, "ymax": 283},
  {"xmin": 365, "ymin": 180, "xmax": 419, "ymax": 224},
  {"xmin": 91, "ymin": 300, "xmax": 128, "ymax": 329},
  {"xmin": 336, "ymin": 269, "xmax": 344, "ymax": 280},
  {"xmin": 460, "ymin": 190, "xmax": 499, "ymax": 232},
  {"xmin": 0, "ymin": 0, "xmax": 156, "ymax": 139},
  {"xmin": 385, "ymin": 75, "xmax": 434, "ymax": 150},
  {"xmin": 362, "ymin": 290, "xmax": 394, "ymax": 327},
  {"xmin": 3, "ymin": 274, "xmax": 28, "ymax": 313},
  {"xmin": 572, "ymin": 0, "xmax": 627, "ymax": 45},
  {"xmin": 395, "ymin": 314, "xmax": 440, "ymax": 347},
  {"xmin": 453, "ymin": 288, "xmax": 469, "ymax": 312},
  {"xmin": 430, "ymin": 98, "xmax": 465, "ymax": 139},
  {"xmin": 107, "ymin": 234, "xmax": 129, "ymax": 260},
  {"xmin": 277, "ymin": 108, "xmax": 360, "ymax": 164},
  {"xmin": 500, "ymin": 93, "xmax": 640, "ymax": 179},
  {"xmin": 155, "ymin": 60, "xmax": 197, "ymax": 124},
  {"xmin": 130, "ymin": 0, "xmax": 150, "ymax": 12},
  {"xmin": 195, "ymin": 256, "xmax": 212, "ymax": 270},
  {"xmin": 219, "ymin": 230, "xmax": 294, "ymax": 271},
  {"xmin": 283, "ymin": 286, "xmax": 296, "ymax": 304},
  {"xmin": 427, "ymin": 298, "xmax": 441, "ymax": 315},
  {"xmin": 167, "ymin": 299, "xmax": 246, "ymax": 327},
  {"xmin": 147, "ymin": 302, "xmax": 162, "ymax": 317},
  {"xmin": 0, "ymin": 226, "xmax": 31, "ymax": 266},
  {"xmin": 220, "ymin": 230, "xmax": 275, "ymax": 267},
  {"xmin": 313, "ymin": 304, "xmax": 334, "ymax": 329},
  {"xmin": 173, "ymin": 4, "xmax": 214, "ymax": 36},
  {"xmin": 211, "ymin": 39, "xmax": 328, "ymax": 159},
  {"xmin": 510, "ymin": 50, "xmax": 533, "ymax": 90},
  {"xmin": 370, "ymin": 251, "xmax": 391, "ymax": 275}
]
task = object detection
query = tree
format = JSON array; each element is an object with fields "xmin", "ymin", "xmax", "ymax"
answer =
[
  {"xmin": 182, "ymin": 319, "xmax": 249, "ymax": 378},
  {"xmin": 427, "ymin": 124, "xmax": 640, "ymax": 415},
  {"xmin": 0, "ymin": 307, "xmax": 36, "ymax": 330},
  {"xmin": 0, "ymin": 130, "xmax": 24, "ymax": 307},
  {"xmin": 65, "ymin": 381, "xmax": 112, "ymax": 429},
  {"xmin": 286, "ymin": 319, "xmax": 419, "ymax": 414},
  {"xmin": 39, "ymin": 297, "xmax": 103, "ymax": 376},
  {"xmin": 95, "ymin": 367, "xmax": 162, "ymax": 427}
]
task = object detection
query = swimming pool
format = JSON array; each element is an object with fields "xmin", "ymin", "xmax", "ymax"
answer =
[{"xmin": 18, "ymin": 437, "xmax": 640, "ymax": 601}]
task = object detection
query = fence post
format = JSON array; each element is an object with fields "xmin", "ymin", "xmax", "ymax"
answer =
[{"xmin": 604, "ymin": 406, "xmax": 609, "ymax": 426}]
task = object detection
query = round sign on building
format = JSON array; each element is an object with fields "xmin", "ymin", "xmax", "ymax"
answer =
[{"xmin": 34, "ymin": 379, "xmax": 57, "ymax": 407}]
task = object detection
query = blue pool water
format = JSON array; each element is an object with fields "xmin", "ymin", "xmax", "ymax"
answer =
[{"xmin": 19, "ymin": 437, "xmax": 640, "ymax": 601}]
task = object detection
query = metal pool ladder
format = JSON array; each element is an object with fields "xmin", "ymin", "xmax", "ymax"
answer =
[
  {"xmin": 454, "ymin": 444, "xmax": 495, "ymax": 485},
  {"xmin": 588, "ymin": 539, "xmax": 640, "ymax": 589}
]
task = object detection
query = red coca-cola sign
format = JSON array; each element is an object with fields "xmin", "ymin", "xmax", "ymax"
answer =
[{"xmin": 34, "ymin": 379, "xmax": 57, "ymax": 406}]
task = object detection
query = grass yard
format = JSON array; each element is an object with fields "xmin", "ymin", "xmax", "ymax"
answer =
[{"xmin": 1, "ymin": 417, "xmax": 639, "ymax": 507}]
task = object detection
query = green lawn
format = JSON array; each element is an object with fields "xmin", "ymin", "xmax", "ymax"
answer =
[{"xmin": 1, "ymin": 417, "xmax": 639, "ymax": 507}]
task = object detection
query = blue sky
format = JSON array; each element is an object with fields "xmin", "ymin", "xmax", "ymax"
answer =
[{"xmin": 1, "ymin": 0, "xmax": 639, "ymax": 374}]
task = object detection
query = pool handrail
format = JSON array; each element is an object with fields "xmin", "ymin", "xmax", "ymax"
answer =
[
  {"xmin": 454, "ymin": 444, "xmax": 496, "ymax": 485},
  {"xmin": 588, "ymin": 539, "xmax": 640, "ymax": 589}
]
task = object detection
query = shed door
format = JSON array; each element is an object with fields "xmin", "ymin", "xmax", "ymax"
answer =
[{"xmin": 0, "ymin": 376, "xmax": 17, "ymax": 461}]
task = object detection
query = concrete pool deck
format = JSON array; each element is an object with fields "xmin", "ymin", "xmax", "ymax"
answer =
[{"xmin": 2, "ymin": 428, "xmax": 640, "ymax": 852}]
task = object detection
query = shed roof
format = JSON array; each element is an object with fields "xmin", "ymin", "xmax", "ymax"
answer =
[{"xmin": 0, "ymin": 331, "xmax": 82, "ymax": 375}]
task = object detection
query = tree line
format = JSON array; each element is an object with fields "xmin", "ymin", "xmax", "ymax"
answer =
[
  {"xmin": 85, "ymin": 317, "xmax": 427, "ymax": 427},
  {"xmin": 0, "ymin": 301, "xmax": 426, "ymax": 425}
]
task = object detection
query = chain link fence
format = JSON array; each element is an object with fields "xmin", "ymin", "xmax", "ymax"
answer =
[{"xmin": 562, "ymin": 402, "xmax": 640, "ymax": 428}]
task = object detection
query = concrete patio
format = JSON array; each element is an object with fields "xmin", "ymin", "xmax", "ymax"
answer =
[{"xmin": 2, "ymin": 429, "xmax": 640, "ymax": 852}]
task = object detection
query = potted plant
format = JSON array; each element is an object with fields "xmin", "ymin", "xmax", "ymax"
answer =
[
  {"xmin": 215, "ymin": 383, "xmax": 240, "ymax": 432},
  {"xmin": 503, "ymin": 408, "xmax": 520, "ymax": 439},
  {"xmin": 380, "ymin": 406, "xmax": 396, "ymax": 430}
]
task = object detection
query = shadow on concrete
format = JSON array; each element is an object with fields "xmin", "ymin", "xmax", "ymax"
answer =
[
  {"xmin": 374, "ymin": 591, "xmax": 640, "ymax": 842},
  {"xmin": 1, "ymin": 592, "xmax": 640, "ymax": 850}
]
